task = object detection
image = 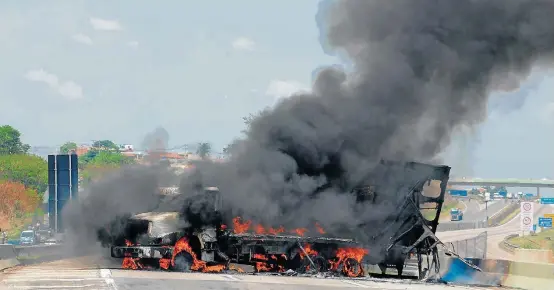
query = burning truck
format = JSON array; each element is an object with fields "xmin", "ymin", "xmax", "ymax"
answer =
[{"xmin": 103, "ymin": 160, "xmax": 451, "ymax": 279}]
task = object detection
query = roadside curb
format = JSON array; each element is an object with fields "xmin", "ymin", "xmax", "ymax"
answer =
[{"xmin": 0, "ymin": 258, "xmax": 20, "ymax": 271}]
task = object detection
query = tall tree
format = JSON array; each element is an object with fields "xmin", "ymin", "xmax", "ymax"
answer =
[
  {"xmin": 0, "ymin": 154, "xmax": 48, "ymax": 194},
  {"xmin": 0, "ymin": 181, "xmax": 41, "ymax": 223},
  {"xmin": 92, "ymin": 140, "xmax": 119, "ymax": 151},
  {"xmin": 0, "ymin": 125, "xmax": 30, "ymax": 155},
  {"xmin": 59, "ymin": 142, "xmax": 78, "ymax": 154},
  {"xmin": 196, "ymin": 142, "xmax": 212, "ymax": 159}
]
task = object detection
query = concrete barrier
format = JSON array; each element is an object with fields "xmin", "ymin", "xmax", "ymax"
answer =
[
  {"xmin": 0, "ymin": 244, "xmax": 17, "ymax": 259},
  {"xmin": 514, "ymin": 248, "xmax": 554, "ymax": 264},
  {"xmin": 0, "ymin": 244, "xmax": 20, "ymax": 271},
  {"xmin": 438, "ymin": 256, "xmax": 554, "ymax": 289},
  {"xmin": 14, "ymin": 244, "xmax": 64, "ymax": 257}
]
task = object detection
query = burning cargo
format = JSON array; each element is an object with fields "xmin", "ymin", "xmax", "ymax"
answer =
[{"xmin": 107, "ymin": 160, "xmax": 450, "ymax": 279}]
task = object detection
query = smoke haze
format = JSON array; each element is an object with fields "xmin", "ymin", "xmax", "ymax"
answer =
[{"xmin": 65, "ymin": 0, "xmax": 554, "ymax": 251}]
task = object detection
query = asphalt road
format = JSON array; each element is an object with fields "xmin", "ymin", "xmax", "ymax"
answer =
[
  {"xmin": 441, "ymin": 199, "xmax": 508, "ymax": 223},
  {"xmin": 0, "ymin": 258, "xmax": 498, "ymax": 290},
  {"xmin": 436, "ymin": 203, "xmax": 552, "ymax": 260}
]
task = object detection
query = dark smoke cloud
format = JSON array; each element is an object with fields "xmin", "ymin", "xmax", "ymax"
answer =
[
  {"xmin": 179, "ymin": 0, "xmax": 554, "ymax": 235},
  {"xmin": 142, "ymin": 126, "xmax": 169, "ymax": 151},
  {"xmin": 62, "ymin": 128, "xmax": 176, "ymax": 253},
  {"xmin": 65, "ymin": 0, "xmax": 554, "ymax": 253}
]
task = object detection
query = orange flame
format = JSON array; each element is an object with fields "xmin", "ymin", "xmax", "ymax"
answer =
[
  {"xmin": 255, "ymin": 224, "xmax": 266, "ymax": 234},
  {"xmin": 122, "ymin": 240, "xmax": 144, "ymax": 270},
  {"xmin": 315, "ymin": 223, "xmax": 326, "ymax": 234},
  {"xmin": 292, "ymin": 228, "xmax": 308, "ymax": 236},
  {"xmin": 230, "ymin": 216, "xmax": 326, "ymax": 237},
  {"xmin": 172, "ymin": 237, "xmax": 225, "ymax": 273},
  {"xmin": 329, "ymin": 247, "xmax": 368, "ymax": 277},
  {"xmin": 233, "ymin": 217, "xmax": 251, "ymax": 234}
]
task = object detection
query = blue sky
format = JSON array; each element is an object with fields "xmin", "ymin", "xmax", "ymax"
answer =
[{"xmin": 1, "ymin": 0, "xmax": 553, "ymax": 180}]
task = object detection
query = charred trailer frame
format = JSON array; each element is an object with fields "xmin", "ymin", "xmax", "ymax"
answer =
[{"xmin": 357, "ymin": 160, "xmax": 450, "ymax": 278}]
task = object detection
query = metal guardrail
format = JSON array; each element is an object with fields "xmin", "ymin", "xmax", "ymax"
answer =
[{"xmin": 500, "ymin": 234, "xmax": 520, "ymax": 253}]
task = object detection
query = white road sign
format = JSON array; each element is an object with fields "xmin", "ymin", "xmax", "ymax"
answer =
[{"xmin": 520, "ymin": 201, "xmax": 534, "ymax": 231}]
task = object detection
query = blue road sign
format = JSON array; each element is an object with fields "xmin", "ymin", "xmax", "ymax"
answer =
[
  {"xmin": 540, "ymin": 197, "xmax": 554, "ymax": 204},
  {"xmin": 538, "ymin": 217, "xmax": 552, "ymax": 228},
  {"xmin": 449, "ymin": 189, "xmax": 468, "ymax": 197}
]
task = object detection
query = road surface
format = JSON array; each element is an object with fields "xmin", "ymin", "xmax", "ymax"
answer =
[
  {"xmin": 436, "ymin": 203, "xmax": 552, "ymax": 260},
  {"xmin": 0, "ymin": 258, "xmax": 500, "ymax": 289},
  {"xmin": 441, "ymin": 199, "xmax": 508, "ymax": 224}
]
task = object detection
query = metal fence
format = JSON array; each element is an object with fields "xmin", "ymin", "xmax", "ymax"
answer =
[{"xmin": 446, "ymin": 231, "xmax": 487, "ymax": 259}]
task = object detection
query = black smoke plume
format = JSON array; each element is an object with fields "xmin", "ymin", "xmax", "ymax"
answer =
[
  {"xmin": 65, "ymin": 0, "xmax": 554, "ymax": 257},
  {"xmin": 180, "ymin": 0, "xmax": 554, "ymax": 231}
]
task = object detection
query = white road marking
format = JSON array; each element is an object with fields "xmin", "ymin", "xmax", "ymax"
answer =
[
  {"xmin": 9, "ymin": 285, "xmax": 101, "ymax": 289},
  {"xmin": 100, "ymin": 269, "xmax": 119, "ymax": 290},
  {"xmin": 340, "ymin": 279, "xmax": 370, "ymax": 287},
  {"xmin": 222, "ymin": 274, "xmax": 242, "ymax": 281}
]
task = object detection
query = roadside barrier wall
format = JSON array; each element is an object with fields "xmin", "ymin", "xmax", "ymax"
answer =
[{"xmin": 0, "ymin": 244, "xmax": 20, "ymax": 271}]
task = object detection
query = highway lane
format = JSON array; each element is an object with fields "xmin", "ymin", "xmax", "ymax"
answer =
[
  {"xmin": 436, "ymin": 203, "xmax": 552, "ymax": 260},
  {"xmin": 441, "ymin": 199, "xmax": 508, "ymax": 224},
  {"xmin": 0, "ymin": 258, "xmax": 497, "ymax": 289}
]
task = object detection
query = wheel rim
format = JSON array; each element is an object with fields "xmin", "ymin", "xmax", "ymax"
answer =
[{"xmin": 173, "ymin": 252, "xmax": 193, "ymax": 272}]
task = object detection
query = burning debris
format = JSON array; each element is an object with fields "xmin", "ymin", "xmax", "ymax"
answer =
[{"xmin": 117, "ymin": 213, "xmax": 371, "ymax": 277}]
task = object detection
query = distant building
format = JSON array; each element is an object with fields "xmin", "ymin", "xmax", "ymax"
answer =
[
  {"xmin": 120, "ymin": 144, "xmax": 134, "ymax": 152},
  {"xmin": 74, "ymin": 145, "xmax": 90, "ymax": 156}
]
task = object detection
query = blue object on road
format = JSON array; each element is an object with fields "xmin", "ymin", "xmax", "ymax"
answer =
[
  {"xmin": 538, "ymin": 217, "xmax": 552, "ymax": 228},
  {"xmin": 498, "ymin": 191, "xmax": 507, "ymax": 197},
  {"xmin": 540, "ymin": 197, "xmax": 554, "ymax": 204},
  {"xmin": 450, "ymin": 208, "xmax": 463, "ymax": 221},
  {"xmin": 533, "ymin": 224, "xmax": 537, "ymax": 232},
  {"xmin": 450, "ymin": 189, "xmax": 468, "ymax": 197}
]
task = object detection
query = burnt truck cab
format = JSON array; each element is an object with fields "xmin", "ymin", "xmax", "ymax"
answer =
[{"xmin": 110, "ymin": 187, "xmax": 225, "ymax": 264}]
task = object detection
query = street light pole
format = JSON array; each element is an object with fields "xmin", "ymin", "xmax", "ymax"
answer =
[{"xmin": 485, "ymin": 200, "xmax": 489, "ymax": 227}]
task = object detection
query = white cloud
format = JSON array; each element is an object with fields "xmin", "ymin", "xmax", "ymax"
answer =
[
  {"xmin": 265, "ymin": 79, "xmax": 309, "ymax": 99},
  {"xmin": 127, "ymin": 40, "xmax": 139, "ymax": 48},
  {"xmin": 89, "ymin": 17, "xmax": 123, "ymax": 31},
  {"xmin": 232, "ymin": 37, "xmax": 256, "ymax": 51},
  {"xmin": 24, "ymin": 69, "xmax": 83, "ymax": 99},
  {"xmin": 72, "ymin": 33, "xmax": 93, "ymax": 45}
]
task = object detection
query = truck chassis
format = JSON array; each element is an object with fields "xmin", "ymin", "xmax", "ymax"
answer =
[{"xmin": 106, "ymin": 160, "xmax": 452, "ymax": 279}]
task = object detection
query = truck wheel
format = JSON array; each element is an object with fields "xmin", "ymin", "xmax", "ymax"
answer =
[
  {"xmin": 173, "ymin": 252, "xmax": 194, "ymax": 272},
  {"xmin": 298, "ymin": 255, "xmax": 328, "ymax": 273},
  {"xmin": 343, "ymin": 258, "xmax": 363, "ymax": 277}
]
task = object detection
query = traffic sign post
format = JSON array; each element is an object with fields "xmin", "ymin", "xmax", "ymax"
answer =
[
  {"xmin": 538, "ymin": 217, "xmax": 553, "ymax": 228},
  {"xmin": 540, "ymin": 197, "xmax": 554, "ymax": 204},
  {"xmin": 520, "ymin": 201, "xmax": 534, "ymax": 234}
]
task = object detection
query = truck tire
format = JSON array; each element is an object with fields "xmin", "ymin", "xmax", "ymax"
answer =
[{"xmin": 173, "ymin": 252, "xmax": 194, "ymax": 272}]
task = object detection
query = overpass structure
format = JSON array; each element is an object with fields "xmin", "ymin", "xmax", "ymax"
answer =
[{"xmin": 448, "ymin": 178, "xmax": 554, "ymax": 197}]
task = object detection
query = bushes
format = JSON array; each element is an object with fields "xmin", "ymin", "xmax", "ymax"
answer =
[{"xmin": 0, "ymin": 180, "xmax": 41, "ymax": 225}]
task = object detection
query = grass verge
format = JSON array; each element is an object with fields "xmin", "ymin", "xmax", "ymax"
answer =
[
  {"xmin": 507, "ymin": 229, "xmax": 554, "ymax": 250},
  {"xmin": 497, "ymin": 207, "xmax": 520, "ymax": 226},
  {"xmin": 422, "ymin": 199, "xmax": 462, "ymax": 220}
]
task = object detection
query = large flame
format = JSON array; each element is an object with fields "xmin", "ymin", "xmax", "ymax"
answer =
[
  {"xmin": 232, "ymin": 216, "xmax": 320, "ymax": 237},
  {"xmin": 171, "ymin": 237, "xmax": 226, "ymax": 272},
  {"xmin": 121, "ymin": 217, "xmax": 368, "ymax": 277},
  {"xmin": 122, "ymin": 240, "xmax": 144, "ymax": 270}
]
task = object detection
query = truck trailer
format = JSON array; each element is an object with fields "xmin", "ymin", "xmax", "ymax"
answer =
[{"xmin": 105, "ymin": 160, "xmax": 451, "ymax": 279}]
